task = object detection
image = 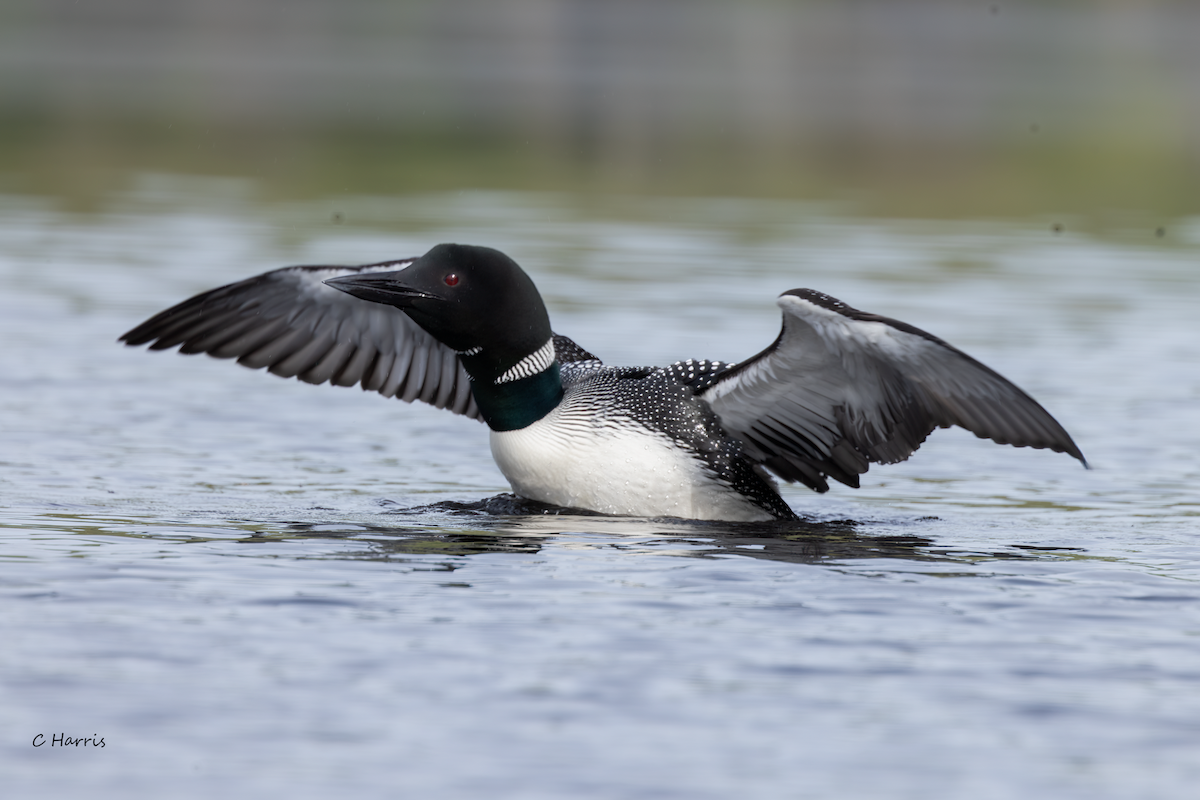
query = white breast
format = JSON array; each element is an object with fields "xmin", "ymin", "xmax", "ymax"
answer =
[{"xmin": 489, "ymin": 412, "xmax": 774, "ymax": 521}]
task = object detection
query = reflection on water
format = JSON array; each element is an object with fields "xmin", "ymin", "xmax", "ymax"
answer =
[
  {"xmin": 264, "ymin": 516, "xmax": 940, "ymax": 566},
  {"xmin": 9, "ymin": 499, "xmax": 1099, "ymax": 571},
  {"xmin": 340, "ymin": 524, "xmax": 1090, "ymax": 570}
]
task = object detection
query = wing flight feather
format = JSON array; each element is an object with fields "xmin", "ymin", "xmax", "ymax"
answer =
[
  {"xmin": 120, "ymin": 260, "xmax": 483, "ymax": 420},
  {"xmin": 702, "ymin": 289, "xmax": 1085, "ymax": 492}
]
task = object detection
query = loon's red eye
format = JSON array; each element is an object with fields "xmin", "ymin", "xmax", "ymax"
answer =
[{"xmin": 443, "ymin": 273, "xmax": 460, "ymax": 287}]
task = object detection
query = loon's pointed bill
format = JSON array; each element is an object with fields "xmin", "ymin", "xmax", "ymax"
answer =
[
  {"xmin": 121, "ymin": 242, "xmax": 1086, "ymax": 521},
  {"xmin": 323, "ymin": 272, "xmax": 439, "ymax": 307}
]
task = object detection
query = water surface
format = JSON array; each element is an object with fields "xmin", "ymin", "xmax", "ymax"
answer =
[{"xmin": 2, "ymin": 183, "xmax": 1198, "ymax": 799}]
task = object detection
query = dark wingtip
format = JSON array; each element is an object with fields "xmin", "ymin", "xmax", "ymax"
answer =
[
  {"xmin": 1061, "ymin": 447, "xmax": 1089, "ymax": 469},
  {"xmin": 1044, "ymin": 439, "xmax": 1088, "ymax": 469},
  {"xmin": 1055, "ymin": 435, "xmax": 1087, "ymax": 469},
  {"xmin": 119, "ymin": 303, "xmax": 189, "ymax": 347},
  {"xmin": 119, "ymin": 320, "xmax": 165, "ymax": 348},
  {"xmin": 118, "ymin": 327, "xmax": 148, "ymax": 346}
]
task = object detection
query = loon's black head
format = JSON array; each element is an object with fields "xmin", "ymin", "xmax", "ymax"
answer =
[{"xmin": 324, "ymin": 243, "xmax": 552, "ymax": 382}]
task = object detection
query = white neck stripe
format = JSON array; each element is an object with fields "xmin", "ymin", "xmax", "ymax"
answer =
[{"xmin": 496, "ymin": 339, "xmax": 556, "ymax": 384}]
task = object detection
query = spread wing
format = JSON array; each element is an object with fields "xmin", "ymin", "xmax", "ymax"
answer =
[
  {"xmin": 701, "ymin": 289, "xmax": 1086, "ymax": 492},
  {"xmin": 120, "ymin": 259, "xmax": 482, "ymax": 420}
]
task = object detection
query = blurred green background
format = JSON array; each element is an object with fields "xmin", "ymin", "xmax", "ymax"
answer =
[{"xmin": 2, "ymin": 0, "xmax": 1197, "ymax": 224}]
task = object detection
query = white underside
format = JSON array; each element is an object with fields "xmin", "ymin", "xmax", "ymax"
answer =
[{"xmin": 489, "ymin": 414, "xmax": 775, "ymax": 522}]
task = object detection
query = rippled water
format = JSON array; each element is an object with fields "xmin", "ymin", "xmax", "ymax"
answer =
[{"xmin": 3, "ymin": 180, "xmax": 1199, "ymax": 799}]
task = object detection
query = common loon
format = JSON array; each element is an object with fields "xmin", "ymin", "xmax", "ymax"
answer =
[{"xmin": 121, "ymin": 243, "xmax": 1086, "ymax": 521}]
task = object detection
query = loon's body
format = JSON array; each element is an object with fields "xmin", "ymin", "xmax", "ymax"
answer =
[
  {"xmin": 489, "ymin": 354, "xmax": 793, "ymax": 520},
  {"xmin": 121, "ymin": 243, "xmax": 1086, "ymax": 521}
]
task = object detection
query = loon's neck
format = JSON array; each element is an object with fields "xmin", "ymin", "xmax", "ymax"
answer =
[
  {"xmin": 461, "ymin": 338, "xmax": 564, "ymax": 431},
  {"xmin": 470, "ymin": 363, "xmax": 563, "ymax": 431}
]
